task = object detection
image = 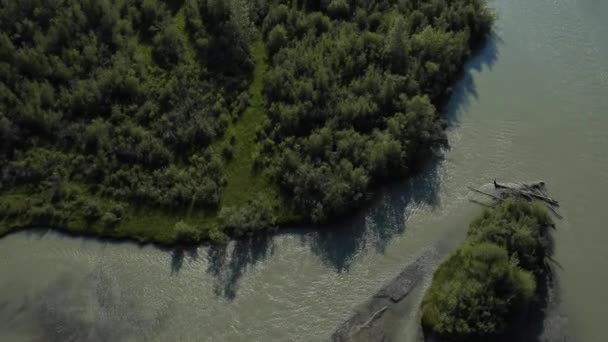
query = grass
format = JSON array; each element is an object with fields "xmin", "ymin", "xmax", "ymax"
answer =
[{"xmin": 211, "ymin": 40, "xmax": 296, "ymax": 222}]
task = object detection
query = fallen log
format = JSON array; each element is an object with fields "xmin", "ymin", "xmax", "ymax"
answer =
[
  {"xmin": 469, "ymin": 199, "xmax": 493, "ymax": 208},
  {"xmin": 495, "ymin": 180, "xmax": 545, "ymax": 190},
  {"xmin": 519, "ymin": 190, "xmax": 559, "ymax": 206},
  {"xmin": 520, "ymin": 183, "xmax": 551, "ymax": 199},
  {"xmin": 472, "ymin": 181, "xmax": 562, "ymax": 220},
  {"xmin": 468, "ymin": 186, "xmax": 504, "ymax": 202},
  {"xmin": 546, "ymin": 204, "xmax": 563, "ymax": 219},
  {"xmin": 493, "ymin": 181, "xmax": 559, "ymax": 206}
]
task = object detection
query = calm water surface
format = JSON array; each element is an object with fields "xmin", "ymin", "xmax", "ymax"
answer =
[{"xmin": 1, "ymin": 0, "xmax": 607, "ymax": 341}]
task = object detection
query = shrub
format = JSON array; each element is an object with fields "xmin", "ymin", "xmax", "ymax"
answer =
[
  {"xmin": 218, "ymin": 200, "xmax": 276, "ymax": 236},
  {"xmin": 101, "ymin": 212, "xmax": 120, "ymax": 228},
  {"xmin": 327, "ymin": 0, "xmax": 350, "ymax": 19},
  {"xmin": 266, "ymin": 25, "xmax": 288, "ymax": 57},
  {"xmin": 29, "ymin": 204, "xmax": 65, "ymax": 224},
  {"xmin": 82, "ymin": 200, "xmax": 102, "ymax": 222},
  {"xmin": 173, "ymin": 221, "xmax": 200, "ymax": 243}
]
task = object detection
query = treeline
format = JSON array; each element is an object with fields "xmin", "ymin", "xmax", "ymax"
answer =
[
  {"xmin": 0, "ymin": 0, "xmax": 259, "ymax": 233},
  {"xmin": 257, "ymin": 0, "xmax": 493, "ymax": 223},
  {"xmin": 421, "ymin": 200, "xmax": 553, "ymax": 340}
]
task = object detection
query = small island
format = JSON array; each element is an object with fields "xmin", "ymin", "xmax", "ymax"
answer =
[
  {"xmin": 0, "ymin": 0, "xmax": 493, "ymax": 243},
  {"xmin": 421, "ymin": 198, "xmax": 554, "ymax": 341},
  {"xmin": 332, "ymin": 183, "xmax": 558, "ymax": 342}
]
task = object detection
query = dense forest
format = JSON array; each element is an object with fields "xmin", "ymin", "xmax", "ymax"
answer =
[
  {"xmin": 421, "ymin": 200, "xmax": 553, "ymax": 340},
  {"xmin": 0, "ymin": 0, "xmax": 493, "ymax": 243}
]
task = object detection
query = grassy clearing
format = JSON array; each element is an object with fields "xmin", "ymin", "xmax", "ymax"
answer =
[{"xmin": 212, "ymin": 40, "xmax": 295, "ymax": 221}]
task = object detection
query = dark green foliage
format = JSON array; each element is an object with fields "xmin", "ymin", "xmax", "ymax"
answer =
[
  {"xmin": 152, "ymin": 21, "xmax": 185, "ymax": 67},
  {"xmin": 0, "ymin": 0, "xmax": 493, "ymax": 243},
  {"xmin": 421, "ymin": 201, "xmax": 552, "ymax": 340},
  {"xmin": 173, "ymin": 221, "xmax": 201, "ymax": 243},
  {"xmin": 260, "ymin": 0, "xmax": 493, "ymax": 223},
  {"xmin": 468, "ymin": 200, "xmax": 552, "ymax": 272},
  {"xmin": 0, "ymin": 0, "xmax": 253, "ymax": 229},
  {"xmin": 266, "ymin": 24, "xmax": 288, "ymax": 57},
  {"xmin": 222, "ymin": 144, "xmax": 234, "ymax": 161},
  {"xmin": 218, "ymin": 199, "xmax": 277, "ymax": 236},
  {"xmin": 101, "ymin": 212, "xmax": 120, "ymax": 228},
  {"xmin": 82, "ymin": 200, "xmax": 102, "ymax": 223}
]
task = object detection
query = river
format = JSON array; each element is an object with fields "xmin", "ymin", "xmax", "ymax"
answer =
[{"xmin": 1, "ymin": 0, "xmax": 607, "ymax": 341}]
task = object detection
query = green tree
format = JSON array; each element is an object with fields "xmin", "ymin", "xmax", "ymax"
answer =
[
  {"xmin": 385, "ymin": 17, "xmax": 409, "ymax": 73},
  {"xmin": 266, "ymin": 24, "xmax": 288, "ymax": 57},
  {"xmin": 153, "ymin": 22, "xmax": 185, "ymax": 67}
]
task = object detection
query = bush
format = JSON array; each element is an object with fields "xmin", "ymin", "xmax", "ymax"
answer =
[
  {"xmin": 152, "ymin": 23, "xmax": 185, "ymax": 67},
  {"xmin": 101, "ymin": 212, "xmax": 120, "ymax": 228},
  {"xmin": 218, "ymin": 200, "xmax": 276, "ymax": 236},
  {"xmin": 266, "ymin": 25, "xmax": 288, "ymax": 57},
  {"xmin": 82, "ymin": 200, "xmax": 102, "ymax": 222},
  {"xmin": 29, "ymin": 204, "xmax": 66, "ymax": 224},
  {"xmin": 173, "ymin": 221, "xmax": 200, "ymax": 243},
  {"xmin": 327, "ymin": 0, "xmax": 350, "ymax": 19}
]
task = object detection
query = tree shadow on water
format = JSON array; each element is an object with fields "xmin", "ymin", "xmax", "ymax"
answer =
[
  {"xmin": 300, "ymin": 31, "xmax": 504, "ymax": 273},
  {"xmin": 191, "ymin": 31, "xmax": 505, "ymax": 299},
  {"xmin": 169, "ymin": 246, "xmax": 199, "ymax": 275},
  {"xmin": 444, "ymin": 31, "xmax": 503, "ymax": 128},
  {"xmin": 205, "ymin": 234, "xmax": 275, "ymax": 300},
  {"xmin": 200, "ymin": 160, "xmax": 441, "ymax": 298},
  {"xmin": 304, "ymin": 159, "xmax": 443, "ymax": 273}
]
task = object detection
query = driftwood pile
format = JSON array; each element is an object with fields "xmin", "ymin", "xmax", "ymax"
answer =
[{"xmin": 469, "ymin": 180, "xmax": 562, "ymax": 219}]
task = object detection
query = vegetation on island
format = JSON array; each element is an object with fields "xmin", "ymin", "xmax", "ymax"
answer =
[
  {"xmin": 420, "ymin": 200, "xmax": 553, "ymax": 341},
  {"xmin": 0, "ymin": 0, "xmax": 493, "ymax": 244}
]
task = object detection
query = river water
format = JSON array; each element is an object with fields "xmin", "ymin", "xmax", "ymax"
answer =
[{"xmin": 1, "ymin": 0, "xmax": 607, "ymax": 341}]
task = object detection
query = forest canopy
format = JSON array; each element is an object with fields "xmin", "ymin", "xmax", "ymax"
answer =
[{"xmin": 0, "ymin": 0, "xmax": 493, "ymax": 243}]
